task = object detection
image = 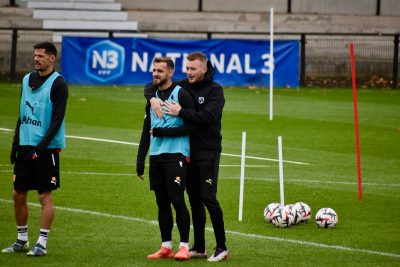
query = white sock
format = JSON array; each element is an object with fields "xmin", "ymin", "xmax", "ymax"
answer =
[
  {"xmin": 17, "ymin": 225, "xmax": 28, "ymax": 242},
  {"xmin": 179, "ymin": 242, "xmax": 189, "ymax": 250},
  {"xmin": 161, "ymin": 241, "xmax": 173, "ymax": 250},
  {"xmin": 37, "ymin": 229, "xmax": 50, "ymax": 248}
]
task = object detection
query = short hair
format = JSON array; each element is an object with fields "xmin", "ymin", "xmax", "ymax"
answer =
[
  {"xmin": 187, "ymin": 52, "xmax": 207, "ymax": 64},
  {"xmin": 153, "ymin": 56, "xmax": 174, "ymax": 70},
  {"xmin": 33, "ymin": 42, "xmax": 57, "ymax": 57}
]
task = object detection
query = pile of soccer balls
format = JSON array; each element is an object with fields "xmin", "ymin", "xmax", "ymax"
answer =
[{"xmin": 263, "ymin": 202, "xmax": 338, "ymax": 228}]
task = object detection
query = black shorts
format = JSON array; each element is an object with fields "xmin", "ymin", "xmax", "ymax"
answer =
[
  {"xmin": 13, "ymin": 148, "xmax": 61, "ymax": 193},
  {"xmin": 149, "ymin": 153, "xmax": 188, "ymax": 192}
]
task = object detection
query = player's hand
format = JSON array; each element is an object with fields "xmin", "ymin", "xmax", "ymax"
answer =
[
  {"xmin": 150, "ymin": 97, "xmax": 164, "ymax": 118},
  {"xmin": 136, "ymin": 160, "xmax": 145, "ymax": 180},
  {"xmin": 10, "ymin": 145, "xmax": 18, "ymax": 164},
  {"xmin": 164, "ymin": 100, "xmax": 181, "ymax": 116}
]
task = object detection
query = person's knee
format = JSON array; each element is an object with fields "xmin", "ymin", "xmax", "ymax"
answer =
[
  {"xmin": 203, "ymin": 194, "xmax": 220, "ymax": 210},
  {"xmin": 187, "ymin": 191, "xmax": 203, "ymax": 208},
  {"xmin": 155, "ymin": 191, "xmax": 170, "ymax": 208},
  {"xmin": 170, "ymin": 193, "xmax": 185, "ymax": 209},
  {"xmin": 38, "ymin": 192, "xmax": 53, "ymax": 207},
  {"xmin": 12, "ymin": 190, "xmax": 27, "ymax": 205}
]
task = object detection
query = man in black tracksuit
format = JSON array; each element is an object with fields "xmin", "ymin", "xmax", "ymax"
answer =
[{"xmin": 138, "ymin": 52, "xmax": 228, "ymax": 262}]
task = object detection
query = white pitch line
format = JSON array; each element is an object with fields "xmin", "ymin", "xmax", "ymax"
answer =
[
  {"xmin": 221, "ymin": 176, "xmax": 400, "ymax": 187},
  {"xmin": 1, "ymin": 169, "xmax": 398, "ymax": 187},
  {"xmin": 67, "ymin": 135, "xmax": 139, "ymax": 146},
  {"xmin": 0, "ymin": 127, "xmax": 309, "ymax": 165},
  {"xmin": 0, "ymin": 198, "xmax": 399, "ymax": 259},
  {"xmin": 0, "ymin": 128, "xmax": 13, "ymax": 132},
  {"xmin": 220, "ymin": 164, "xmax": 276, "ymax": 168},
  {"xmin": 0, "ymin": 164, "xmax": 273, "ymax": 168},
  {"xmin": 222, "ymin": 152, "xmax": 309, "ymax": 165},
  {"xmin": 63, "ymin": 171, "xmax": 134, "ymax": 177}
]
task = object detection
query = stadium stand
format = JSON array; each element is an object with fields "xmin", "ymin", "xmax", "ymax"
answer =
[
  {"xmin": 33, "ymin": 10, "xmax": 128, "ymax": 21},
  {"xmin": 26, "ymin": 1, "xmax": 121, "ymax": 10},
  {"xmin": 11, "ymin": 0, "xmax": 138, "ymax": 32},
  {"xmin": 1, "ymin": 0, "xmax": 399, "ymax": 38}
]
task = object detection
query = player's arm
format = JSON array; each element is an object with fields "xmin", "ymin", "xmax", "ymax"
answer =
[
  {"xmin": 144, "ymin": 82, "xmax": 155, "ymax": 100},
  {"xmin": 10, "ymin": 88, "xmax": 23, "ymax": 164},
  {"xmin": 36, "ymin": 76, "xmax": 68, "ymax": 150},
  {"xmin": 145, "ymin": 82, "xmax": 164, "ymax": 118},
  {"xmin": 10, "ymin": 118, "xmax": 21, "ymax": 164},
  {"xmin": 136, "ymin": 104, "xmax": 151, "ymax": 180},
  {"xmin": 167, "ymin": 85, "xmax": 225, "ymax": 125},
  {"xmin": 152, "ymin": 89, "xmax": 197, "ymax": 137}
]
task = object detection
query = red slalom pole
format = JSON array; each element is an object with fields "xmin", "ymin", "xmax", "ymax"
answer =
[{"xmin": 349, "ymin": 43, "xmax": 362, "ymax": 200}]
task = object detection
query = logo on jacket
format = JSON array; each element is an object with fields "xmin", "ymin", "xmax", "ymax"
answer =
[
  {"xmin": 21, "ymin": 115, "xmax": 42, "ymax": 127},
  {"xmin": 174, "ymin": 176, "xmax": 181, "ymax": 186},
  {"xmin": 25, "ymin": 101, "xmax": 37, "ymax": 113},
  {"xmin": 198, "ymin": 97, "xmax": 205, "ymax": 104}
]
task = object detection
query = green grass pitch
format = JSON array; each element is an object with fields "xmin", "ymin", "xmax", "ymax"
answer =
[{"xmin": 0, "ymin": 82, "xmax": 399, "ymax": 266}]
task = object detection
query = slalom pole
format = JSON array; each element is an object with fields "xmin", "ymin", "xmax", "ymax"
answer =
[
  {"xmin": 278, "ymin": 136, "xmax": 284, "ymax": 205},
  {"xmin": 238, "ymin": 132, "xmax": 246, "ymax": 221},
  {"xmin": 269, "ymin": 7, "xmax": 274, "ymax": 121},
  {"xmin": 349, "ymin": 43, "xmax": 363, "ymax": 201}
]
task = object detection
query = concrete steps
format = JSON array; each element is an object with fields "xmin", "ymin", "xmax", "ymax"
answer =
[
  {"xmin": 33, "ymin": 9, "xmax": 128, "ymax": 21},
  {"xmin": 52, "ymin": 31, "xmax": 147, "ymax": 42},
  {"xmin": 43, "ymin": 20, "xmax": 138, "ymax": 31},
  {"xmin": 21, "ymin": 0, "xmax": 115, "ymax": 2},
  {"xmin": 26, "ymin": 1, "xmax": 121, "ymax": 11},
  {"xmin": 129, "ymin": 10, "xmax": 400, "ymax": 35},
  {"xmin": 14, "ymin": 0, "xmax": 140, "ymax": 35}
]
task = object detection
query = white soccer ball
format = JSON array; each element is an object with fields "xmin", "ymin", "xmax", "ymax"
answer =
[
  {"xmin": 263, "ymin": 203, "xmax": 282, "ymax": 223},
  {"xmin": 285, "ymin": 204, "xmax": 301, "ymax": 225},
  {"xmin": 271, "ymin": 206, "xmax": 293, "ymax": 228},
  {"xmin": 295, "ymin": 202, "xmax": 312, "ymax": 223},
  {"xmin": 315, "ymin": 208, "xmax": 338, "ymax": 228}
]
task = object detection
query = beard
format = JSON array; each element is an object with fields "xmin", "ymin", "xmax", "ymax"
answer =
[
  {"xmin": 35, "ymin": 64, "xmax": 43, "ymax": 71},
  {"xmin": 153, "ymin": 77, "xmax": 167, "ymax": 87}
]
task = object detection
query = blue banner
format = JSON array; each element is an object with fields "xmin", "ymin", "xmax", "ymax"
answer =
[{"xmin": 62, "ymin": 37, "xmax": 299, "ymax": 87}]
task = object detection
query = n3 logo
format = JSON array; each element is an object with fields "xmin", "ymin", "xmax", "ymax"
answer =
[{"xmin": 85, "ymin": 40, "xmax": 125, "ymax": 82}]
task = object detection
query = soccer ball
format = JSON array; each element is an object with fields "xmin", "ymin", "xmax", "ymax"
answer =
[
  {"xmin": 285, "ymin": 204, "xmax": 301, "ymax": 225},
  {"xmin": 271, "ymin": 206, "xmax": 294, "ymax": 228},
  {"xmin": 263, "ymin": 203, "xmax": 282, "ymax": 223},
  {"xmin": 295, "ymin": 202, "xmax": 312, "ymax": 223},
  {"xmin": 315, "ymin": 208, "xmax": 338, "ymax": 228}
]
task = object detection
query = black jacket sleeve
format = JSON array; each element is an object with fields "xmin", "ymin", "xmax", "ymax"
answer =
[
  {"xmin": 12, "ymin": 88, "xmax": 23, "ymax": 148},
  {"xmin": 137, "ymin": 104, "xmax": 151, "ymax": 162},
  {"xmin": 12, "ymin": 118, "xmax": 21, "ymax": 148},
  {"xmin": 152, "ymin": 89, "xmax": 197, "ymax": 137},
  {"xmin": 144, "ymin": 82, "xmax": 156, "ymax": 101},
  {"xmin": 180, "ymin": 84, "xmax": 225, "ymax": 125},
  {"xmin": 37, "ymin": 76, "xmax": 68, "ymax": 150}
]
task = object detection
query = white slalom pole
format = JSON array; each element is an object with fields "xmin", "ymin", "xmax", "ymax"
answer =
[
  {"xmin": 269, "ymin": 7, "xmax": 274, "ymax": 121},
  {"xmin": 238, "ymin": 131, "xmax": 246, "ymax": 222},
  {"xmin": 278, "ymin": 136, "xmax": 284, "ymax": 205}
]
